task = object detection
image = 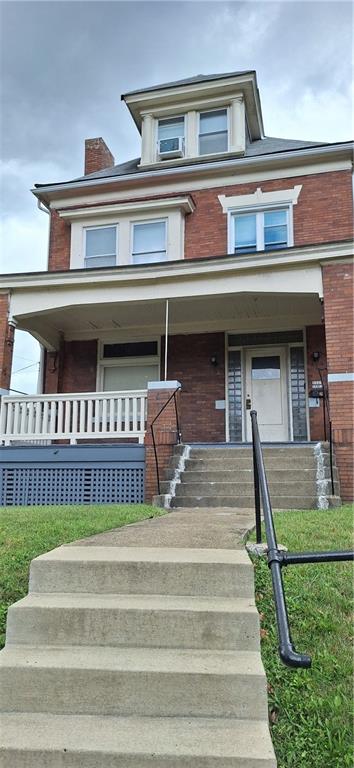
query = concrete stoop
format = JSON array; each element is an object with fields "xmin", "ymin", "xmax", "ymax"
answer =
[
  {"xmin": 155, "ymin": 443, "xmax": 341, "ymax": 509},
  {"xmin": 0, "ymin": 534, "xmax": 276, "ymax": 767}
]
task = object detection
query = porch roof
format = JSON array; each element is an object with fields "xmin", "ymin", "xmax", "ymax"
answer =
[{"xmin": 2, "ymin": 240, "xmax": 351, "ymax": 350}]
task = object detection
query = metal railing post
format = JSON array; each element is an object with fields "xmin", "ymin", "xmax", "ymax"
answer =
[{"xmin": 251, "ymin": 410, "xmax": 262, "ymax": 544}]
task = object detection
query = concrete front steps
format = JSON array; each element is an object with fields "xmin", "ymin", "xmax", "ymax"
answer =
[
  {"xmin": 0, "ymin": 542, "xmax": 276, "ymax": 767},
  {"xmin": 162, "ymin": 444, "xmax": 341, "ymax": 510}
]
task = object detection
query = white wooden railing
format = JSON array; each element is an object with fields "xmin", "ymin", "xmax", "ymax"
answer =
[{"xmin": 0, "ymin": 390, "xmax": 147, "ymax": 445}]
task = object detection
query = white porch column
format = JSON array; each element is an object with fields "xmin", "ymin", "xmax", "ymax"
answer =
[
  {"xmin": 140, "ymin": 114, "xmax": 155, "ymax": 165},
  {"xmin": 229, "ymin": 97, "xmax": 246, "ymax": 154}
]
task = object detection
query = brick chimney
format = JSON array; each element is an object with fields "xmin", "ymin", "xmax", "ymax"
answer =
[{"xmin": 84, "ymin": 137, "xmax": 115, "ymax": 175}]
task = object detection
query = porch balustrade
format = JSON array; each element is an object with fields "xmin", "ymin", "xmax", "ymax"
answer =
[{"xmin": 0, "ymin": 390, "xmax": 147, "ymax": 445}]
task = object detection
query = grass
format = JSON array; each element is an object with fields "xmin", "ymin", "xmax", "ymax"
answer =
[
  {"xmin": 250, "ymin": 504, "xmax": 354, "ymax": 768},
  {"xmin": 0, "ymin": 503, "xmax": 163, "ymax": 649}
]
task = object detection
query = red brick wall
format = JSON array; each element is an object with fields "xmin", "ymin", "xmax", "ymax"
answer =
[
  {"xmin": 166, "ymin": 332, "xmax": 226, "ymax": 443},
  {"xmin": 48, "ymin": 210, "xmax": 71, "ymax": 271},
  {"xmin": 44, "ymin": 339, "xmax": 97, "ymax": 394},
  {"xmin": 0, "ymin": 294, "xmax": 14, "ymax": 390},
  {"xmin": 60, "ymin": 340, "xmax": 98, "ymax": 393},
  {"xmin": 144, "ymin": 386, "xmax": 181, "ymax": 501},
  {"xmin": 47, "ymin": 169, "xmax": 353, "ymax": 272},
  {"xmin": 185, "ymin": 170, "xmax": 353, "ymax": 259},
  {"xmin": 323, "ymin": 261, "xmax": 354, "ymax": 500},
  {"xmin": 306, "ymin": 325, "xmax": 328, "ymax": 441}
]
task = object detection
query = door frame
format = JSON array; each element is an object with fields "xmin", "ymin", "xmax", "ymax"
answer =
[
  {"xmin": 244, "ymin": 345, "xmax": 289, "ymax": 442},
  {"xmin": 225, "ymin": 330, "xmax": 310, "ymax": 443}
]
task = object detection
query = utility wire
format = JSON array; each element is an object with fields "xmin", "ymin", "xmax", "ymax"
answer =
[{"xmin": 12, "ymin": 361, "xmax": 40, "ymax": 375}]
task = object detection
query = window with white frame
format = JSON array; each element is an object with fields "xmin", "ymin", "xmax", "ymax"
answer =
[
  {"xmin": 132, "ymin": 220, "xmax": 167, "ymax": 265},
  {"xmin": 157, "ymin": 116, "xmax": 185, "ymax": 156},
  {"xmin": 233, "ymin": 208, "xmax": 289, "ymax": 254},
  {"xmin": 199, "ymin": 109, "xmax": 228, "ymax": 155},
  {"xmin": 85, "ymin": 225, "xmax": 117, "ymax": 268},
  {"xmin": 100, "ymin": 341, "xmax": 160, "ymax": 392}
]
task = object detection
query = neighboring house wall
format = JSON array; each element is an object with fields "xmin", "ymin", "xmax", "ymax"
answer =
[{"xmin": 323, "ymin": 261, "xmax": 354, "ymax": 501}]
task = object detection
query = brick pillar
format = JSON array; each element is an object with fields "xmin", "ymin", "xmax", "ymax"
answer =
[
  {"xmin": 323, "ymin": 261, "xmax": 354, "ymax": 501},
  {"xmin": 0, "ymin": 293, "xmax": 14, "ymax": 392},
  {"xmin": 144, "ymin": 381, "xmax": 181, "ymax": 503}
]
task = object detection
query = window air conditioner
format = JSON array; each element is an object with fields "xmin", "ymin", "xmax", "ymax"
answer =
[{"xmin": 158, "ymin": 136, "xmax": 184, "ymax": 159}]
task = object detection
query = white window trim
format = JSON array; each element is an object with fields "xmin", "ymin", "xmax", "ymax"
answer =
[
  {"xmin": 156, "ymin": 115, "xmax": 186, "ymax": 160},
  {"xmin": 198, "ymin": 106, "xmax": 230, "ymax": 157},
  {"xmin": 228, "ymin": 205, "xmax": 293, "ymax": 254},
  {"xmin": 70, "ymin": 205, "xmax": 191, "ymax": 269},
  {"xmin": 84, "ymin": 224, "xmax": 119, "ymax": 268},
  {"xmin": 131, "ymin": 218, "xmax": 168, "ymax": 265},
  {"xmin": 97, "ymin": 339, "xmax": 160, "ymax": 391}
]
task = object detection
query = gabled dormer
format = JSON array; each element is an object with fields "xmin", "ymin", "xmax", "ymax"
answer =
[{"xmin": 122, "ymin": 70, "xmax": 264, "ymax": 168}]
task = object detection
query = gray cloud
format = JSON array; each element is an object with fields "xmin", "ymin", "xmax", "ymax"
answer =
[{"xmin": 0, "ymin": 0, "xmax": 352, "ymax": 392}]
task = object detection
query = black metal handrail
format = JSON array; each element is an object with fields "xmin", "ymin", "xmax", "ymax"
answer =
[
  {"xmin": 250, "ymin": 409, "xmax": 353, "ymax": 668},
  {"xmin": 150, "ymin": 386, "xmax": 182, "ymax": 495}
]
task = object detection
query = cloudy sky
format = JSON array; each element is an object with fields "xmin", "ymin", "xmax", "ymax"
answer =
[{"xmin": 0, "ymin": 0, "xmax": 352, "ymax": 393}]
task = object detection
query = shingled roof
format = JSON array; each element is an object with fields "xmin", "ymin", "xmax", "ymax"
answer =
[
  {"xmin": 34, "ymin": 136, "xmax": 331, "ymax": 189},
  {"xmin": 121, "ymin": 70, "xmax": 256, "ymax": 98}
]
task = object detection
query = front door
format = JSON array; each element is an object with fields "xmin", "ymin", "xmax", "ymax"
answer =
[{"xmin": 245, "ymin": 346, "xmax": 289, "ymax": 441}]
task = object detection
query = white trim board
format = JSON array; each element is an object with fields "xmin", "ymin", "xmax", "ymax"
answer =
[
  {"xmin": 328, "ymin": 372, "xmax": 354, "ymax": 382},
  {"xmin": 218, "ymin": 185, "xmax": 302, "ymax": 212}
]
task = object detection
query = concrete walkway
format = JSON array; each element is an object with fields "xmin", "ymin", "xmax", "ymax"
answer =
[
  {"xmin": 0, "ymin": 507, "xmax": 277, "ymax": 767},
  {"xmin": 73, "ymin": 507, "xmax": 254, "ymax": 549}
]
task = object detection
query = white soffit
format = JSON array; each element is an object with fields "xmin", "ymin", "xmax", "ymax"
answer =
[
  {"xmin": 58, "ymin": 195, "xmax": 195, "ymax": 220},
  {"xmin": 218, "ymin": 184, "xmax": 303, "ymax": 212}
]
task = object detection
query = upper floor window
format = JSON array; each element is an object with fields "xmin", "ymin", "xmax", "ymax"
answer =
[
  {"xmin": 199, "ymin": 109, "xmax": 228, "ymax": 155},
  {"xmin": 157, "ymin": 116, "xmax": 185, "ymax": 159},
  {"xmin": 84, "ymin": 225, "xmax": 117, "ymax": 268},
  {"xmin": 132, "ymin": 220, "xmax": 167, "ymax": 265},
  {"xmin": 233, "ymin": 209, "xmax": 289, "ymax": 254}
]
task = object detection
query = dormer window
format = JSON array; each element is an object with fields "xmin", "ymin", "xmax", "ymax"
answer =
[
  {"xmin": 199, "ymin": 109, "xmax": 228, "ymax": 155},
  {"xmin": 157, "ymin": 116, "xmax": 185, "ymax": 159}
]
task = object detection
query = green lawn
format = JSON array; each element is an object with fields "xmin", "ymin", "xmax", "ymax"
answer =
[
  {"xmin": 0, "ymin": 503, "xmax": 163, "ymax": 649},
  {"xmin": 250, "ymin": 504, "xmax": 354, "ymax": 768}
]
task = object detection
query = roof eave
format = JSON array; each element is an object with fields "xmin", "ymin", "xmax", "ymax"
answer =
[{"xmin": 31, "ymin": 140, "xmax": 354, "ymax": 204}]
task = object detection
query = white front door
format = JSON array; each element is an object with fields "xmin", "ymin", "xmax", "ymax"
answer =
[{"xmin": 245, "ymin": 346, "xmax": 289, "ymax": 441}]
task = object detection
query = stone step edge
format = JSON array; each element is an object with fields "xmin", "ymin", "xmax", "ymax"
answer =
[{"xmin": 0, "ymin": 712, "xmax": 276, "ymax": 763}]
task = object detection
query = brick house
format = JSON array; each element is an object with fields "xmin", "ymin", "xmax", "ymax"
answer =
[{"xmin": 0, "ymin": 70, "xmax": 353, "ymax": 503}]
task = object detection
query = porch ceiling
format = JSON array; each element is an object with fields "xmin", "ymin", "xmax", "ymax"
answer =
[{"xmin": 15, "ymin": 292, "xmax": 322, "ymax": 349}]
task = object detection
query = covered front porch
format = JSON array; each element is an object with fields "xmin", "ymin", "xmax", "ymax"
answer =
[{"xmin": 1, "ymin": 265, "xmax": 325, "ymax": 446}]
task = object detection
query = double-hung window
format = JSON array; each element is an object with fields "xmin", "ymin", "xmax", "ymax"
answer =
[
  {"xmin": 199, "ymin": 109, "xmax": 228, "ymax": 155},
  {"xmin": 132, "ymin": 220, "xmax": 167, "ymax": 265},
  {"xmin": 157, "ymin": 116, "xmax": 185, "ymax": 156},
  {"xmin": 85, "ymin": 225, "xmax": 117, "ymax": 268},
  {"xmin": 233, "ymin": 208, "xmax": 289, "ymax": 254}
]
